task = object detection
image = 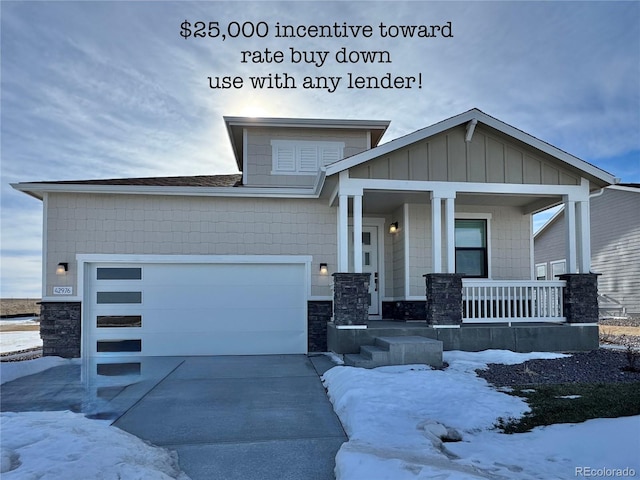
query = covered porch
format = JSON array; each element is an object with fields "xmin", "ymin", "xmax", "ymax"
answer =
[
  {"xmin": 319, "ymin": 110, "xmax": 612, "ymax": 354},
  {"xmin": 326, "ymin": 174, "xmax": 595, "ymax": 327}
]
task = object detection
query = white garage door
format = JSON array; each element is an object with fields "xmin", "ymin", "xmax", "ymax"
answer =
[{"xmin": 85, "ymin": 262, "xmax": 308, "ymax": 356}]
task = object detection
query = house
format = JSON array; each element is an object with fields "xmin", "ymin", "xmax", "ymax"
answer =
[
  {"xmin": 12, "ymin": 109, "xmax": 617, "ymax": 360},
  {"xmin": 534, "ymin": 184, "xmax": 640, "ymax": 315}
]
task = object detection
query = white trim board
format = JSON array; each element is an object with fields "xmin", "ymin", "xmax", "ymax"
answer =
[{"xmin": 325, "ymin": 108, "xmax": 616, "ymax": 185}]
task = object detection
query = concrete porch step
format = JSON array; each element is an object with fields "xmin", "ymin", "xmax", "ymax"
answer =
[
  {"xmin": 360, "ymin": 345, "xmax": 388, "ymax": 362},
  {"xmin": 343, "ymin": 335, "xmax": 443, "ymax": 369}
]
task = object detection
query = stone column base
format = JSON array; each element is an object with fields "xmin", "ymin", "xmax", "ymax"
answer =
[
  {"xmin": 40, "ymin": 302, "xmax": 82, "ymax": 358},
  {"xmin": 332, "ymin": 273, "xmax": 370, "ymax": 327},
  {"xmin": 558, "ymin": 273, "xmax": 600, "ymax": 324},
  {"xmin": 424, "ymin": 273, "xmax": 463, "ymax": 326}
]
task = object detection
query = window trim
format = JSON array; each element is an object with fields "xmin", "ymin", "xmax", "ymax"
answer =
[
  {"xmin": 535, "ymin": 263, "xmax": 548, "ymax": 281},
  {"xmin": 454, "ymin": 213, "xmax": 492, "ymax": 278},
  {"xmin": 550, "ymin": 259, "xmax": 566, "ymax": 278},
  {"xmin": 271, "ymin": 140, "xmax": 345, "ymax": 175}
]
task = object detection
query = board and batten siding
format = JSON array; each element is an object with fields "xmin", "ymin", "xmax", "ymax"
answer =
[
  {"xmin": 45, "ymin": 193, "xmax": 337, "ymax": 298},
  {"xmin": 245, "ymin": 127, "xmax": 369, "ymax": 187},
  {"xmin": 535, "ymin": 187, "xmax": 640, "ymax": 314},
  {"xmin": 349, "ymin": 125, "xmax": 581, "ymax": 185}
]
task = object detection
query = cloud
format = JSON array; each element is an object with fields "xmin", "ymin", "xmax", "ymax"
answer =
[{"xmin": 1, "ymin": 1, "xmax": 638, "ymax": 296}]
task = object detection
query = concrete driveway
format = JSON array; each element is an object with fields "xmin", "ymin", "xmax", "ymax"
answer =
[{"xmin": 1, "ymin": 354, "xmax": 346, "ymax": 480}]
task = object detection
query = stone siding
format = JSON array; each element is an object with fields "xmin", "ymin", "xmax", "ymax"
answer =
[
  {"xmin": 382, "ymin": 301, "xmax": 426, "ymax": 321},
  {"xmin": 424, "ymin": 274, "xmax": 463, "ymax": 326},
  {"xmin": 332, "ymin": 273, "xmax": 370, "ymax": 326},
  {"xmin": 559, "ymin": 273, "xmax": 600, "ymax": 323},
  {"xmin": 308, "ymin": 301, "xmax": 332, "ymax": 352},
  {"xmin": 40, "ymin": 302, "xmax": 82, "ymax": 358}
]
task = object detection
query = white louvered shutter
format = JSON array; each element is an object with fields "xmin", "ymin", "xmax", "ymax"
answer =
[
  {"xmin": 298, "ymin": 145, "xmax": 318, "ymax": 172},
  {"xmin": 274, "ymin": 144, "xmax": 295, "ymax": 172},
  {"xmin": 319, "ymin": 145, "xmax": 343, "ymax": 166}
]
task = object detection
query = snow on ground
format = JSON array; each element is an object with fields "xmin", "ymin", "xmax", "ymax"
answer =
[
  {"xmin": 2, "ymin": 351, "xmax": 639, "ymax": 479},
  {"xmin": 0, "ymin": 356, "xmax": 80, "ymax": 385},
  {"xmin": 323, "ymin": 350, "xmax": 640, "ymax": 480},
  {"xmin": 1, "ymin": 411, "xmax": 189, "ymax": 479},
  {"xmin": 0, "ymin": 317, "xmax": 42, "ymax": 354},
  {"xmin": 1, "ymin": 358, "xmax": 191, "ymax": 479}
]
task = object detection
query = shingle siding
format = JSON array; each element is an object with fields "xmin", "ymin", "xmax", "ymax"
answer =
[
  {"xmin": 245, "ymin": 127, "xmax": 369, "ymax": 187},
  {"xmin": 46, "ymin": 193, "xmax": 337, "ymax": 297}
]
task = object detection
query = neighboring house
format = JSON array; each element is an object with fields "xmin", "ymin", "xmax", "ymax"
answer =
[
  {"xmin": 534, "ymin": 184, "xmax": 640, "ymax": 315},
  {"xmin": 12, "ymin": 109, "xmax": 616, "ymax": 359}
]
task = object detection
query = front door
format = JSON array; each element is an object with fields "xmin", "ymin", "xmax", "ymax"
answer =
[{"xmin": 349, "ymin": 225, "xmax": 380, "ymax": 316}]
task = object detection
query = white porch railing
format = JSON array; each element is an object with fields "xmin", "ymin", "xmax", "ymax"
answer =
[{"xmin": 462, "ymin": 280, "xmax": 566, "ymax": 324}]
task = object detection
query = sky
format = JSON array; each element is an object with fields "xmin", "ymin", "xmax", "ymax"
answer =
[{"xmin": 1, "ymin": 1, "xmax": 639, "ymax": 297}]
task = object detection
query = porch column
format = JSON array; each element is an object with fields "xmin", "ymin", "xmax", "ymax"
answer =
[
  {"xmin": 559, "ymin": 273, "xmax": 600, "ymax": 324},
  {"xmin": 564, "ymin": 197, "xmax": 577, "ymax": 273},
  {"xmin": 576, "ymin": 200, "xmax": 591, "ymax": 273},
  {"xmin": 424, "ymin": 274, "xmax": 463, "ymax": 326},
  {"xmin": 338, "ymin": 194, "xmax": 349, "ymax": 271},
  {"xmin": 431, "ymin": 194, "xmax": 442, "ymax": 273},
  {"xmin": 444, "ymin": 197, "xmax": 456, "ymax": 273},
  {"xmin": 353, "ymin": 194, "xmax": 363, "ymax": 273}
]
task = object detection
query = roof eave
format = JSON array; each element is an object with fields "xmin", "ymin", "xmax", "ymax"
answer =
[
  {"xmin": 11, "ymin": 182, "xmax": 321, "ymax": 199},
  {"xmin": 325, "ymin": 108, "xmax": 617, "ymax": 186}
]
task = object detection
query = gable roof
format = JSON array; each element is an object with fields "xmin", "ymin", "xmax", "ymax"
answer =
[
  {"xmin": 534, "ymin": 184, "xmax": 640, "ymax": 238},
  {"xmin": 324, "ymin": 108, "xmax": 617, "ymax": 187},
  {"xmin": 224, "ymin": 116, "xmax": 390, "ymax": 170}
]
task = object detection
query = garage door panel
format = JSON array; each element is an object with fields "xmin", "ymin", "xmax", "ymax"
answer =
[
  {"xmin": 142, "ymin": 264, "xmax": 304, "ymax": 286},
  {"xmin": 138, "ymin": 332, "xmax": 306, "ymax": 356},
  {"xmin": 86, "ymin": 261, "xmax": 308, "ymax": 356},
  {"xmin": 134, "ymin": 309, "xmax": 306, "ymax": 333},
  {"xmin": 140, "ymin": 286, "xmax": 303, "ymax": 310}
]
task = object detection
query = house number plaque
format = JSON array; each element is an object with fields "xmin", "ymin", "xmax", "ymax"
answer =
[{"xmin": 53, "ymin": 286, "xmax": 73, "ymax": 295}]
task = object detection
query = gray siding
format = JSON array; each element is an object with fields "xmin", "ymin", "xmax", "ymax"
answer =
[
  {"xmin": 534, "ymin": 211, "xmax": 566, "ymax": 270},
  {"xmin": 535, "ymin": 188, "xmax": 640, "ymax": 313},
  {"xmin": 387, "ymin": 203, "xmax": 532, "ymax": 298},
  {"xmin": 245, "ymin": 127, "xmax": 369, "ymax": 187},
  {"xmin": 350, "ymin": 125, "xmax": 582, "ymax": 185},
  {"xmin": 46, "ymin": 193, "xmax": 337, "ymax": 298}
]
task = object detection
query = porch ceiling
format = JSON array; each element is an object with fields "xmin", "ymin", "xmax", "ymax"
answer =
[{"xmin": 360, "ymin": 190, "xmax": 562, "ymax": 215}]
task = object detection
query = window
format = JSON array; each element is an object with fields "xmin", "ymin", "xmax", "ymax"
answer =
[
  {"xmin": 271, "ymin": 140, "xmax": 344, "ymax": 174},
  {"xmin": 455, "ymin": 219, "xmax": 488, "ymax": 278},
  {"xmin": 97, "ymin": 315, "xmax": 142, "ymax": 328},
  {"xmin": 96, "ymin": 291, "xmax": 142, "ymax": 304},
  {"xmin": 551, "ymin": 260, "xmax": 566, "ymax": 278},
  {"xmin": 97, "ymin": 268, "xmax": 142, "ymax": 280},
  {"xmin": 535, "ymin": 264, "xmax": 547, "ymax": 280}
]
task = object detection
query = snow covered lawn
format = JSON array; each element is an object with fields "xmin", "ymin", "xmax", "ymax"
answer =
[
  {"xmin": 1, "ymin": 358, "xmax": 190, "ymax": 479},
  {"xmin": 0, "ymin": 317, "xmax": 42, "ymax": 354},
  {"xmin": 1, "ymin": 411, "xmax": 189, "ymax": 479},
  {"xmin": 2, "ymin": 351, "xmax": 639, "ymax": 479},
  {"xmin": 323, "ymin": 350, "xmax": 640, "ymax": 480}
]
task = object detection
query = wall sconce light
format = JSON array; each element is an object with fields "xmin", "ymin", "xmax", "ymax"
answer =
[
  {"xmin": 389, "ymin": 222, "xmax": 399, "ymax": 234},
  {"xmin": 319, "ymin": 263, "xmax": 328, "ymax": 275},
  {"xmin": 56, "ymin": 262, "xmax": 68, "ymax": 275}
]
